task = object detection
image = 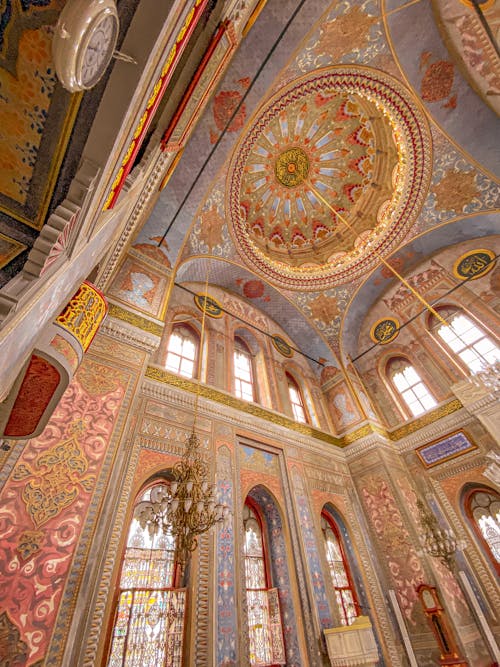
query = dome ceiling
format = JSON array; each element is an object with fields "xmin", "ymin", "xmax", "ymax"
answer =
[{"xmin": 227, "ymin": 68, "xmax": 432, "ymax": 290}]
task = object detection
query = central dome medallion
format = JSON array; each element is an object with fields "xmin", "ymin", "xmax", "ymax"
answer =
[
  {"xmin": 227, "ymin": 67, "xmax": 431, "ymax": 291},
  {"xmin": 274, "ymin": 148, "xmax": 310, "ymax": 187}
]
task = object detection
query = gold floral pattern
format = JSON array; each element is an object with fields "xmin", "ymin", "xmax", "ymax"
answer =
[
  {"xmin": 308, "ymin": 293, "xmax": 340, "ymax": 324},
  {"xmin": 432, "ymin": 170, "xmax": 479, "ymax": 213},
  {"xmin": 319, "ymin": 7, "xmax": 378, "ymax": 61},
  {"xmin": 12, "ymin": 435, "xmax": 95, "ymax": 528}
]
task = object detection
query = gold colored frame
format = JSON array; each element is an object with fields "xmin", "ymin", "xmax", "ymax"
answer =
[{"xmin": 416, "ymin": 428, "xmax": 477, "ymax": 468}]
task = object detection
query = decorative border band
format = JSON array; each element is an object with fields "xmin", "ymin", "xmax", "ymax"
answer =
[{"xmin": 108, "ymin": 303, "xmax": 163, "ymax": 336}]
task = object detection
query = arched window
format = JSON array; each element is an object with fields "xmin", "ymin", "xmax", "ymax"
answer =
[
  {"xmin": 430, "ymin": 307, "xmax": 500, "ymax": 373},
  {"xmin": 106, "ymin": 482, "xmax": 186, "ymax": 667},
  {"xmin": 387, "ymin": 357, "xmax": 436, "ymax": 417},
  {"xmin": 234, "ymin": 337, "xmax": 255, "ymax": 401},
  {"xmin": 464, "ymin": 485, "xmax": 500, "ymax": 575},
  {"xmin": 321, "ymin": 512, "xmax": 360, "ymax": 626},
  {"xmin": 166, "ymin": 324, "xmax": 199, "ymax": 378},
  {"xmin": 286, "ymin": 372, "xmax": 308, "ymax": 423},
  {"xmin": 243, "ymin": 500, "xmax": 285, "ymax": 666}
]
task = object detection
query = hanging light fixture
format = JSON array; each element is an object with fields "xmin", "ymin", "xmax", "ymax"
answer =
[
  {"xmin": 416, "ymin": 499, "xmax": 458, "ymax": 571},
  {"xmin": 470, "ymin": 359, "xmax": 500, "ymax": 393},
  {"xmin": 134, "ymin": 433, "xmax": 229, "ymax": 564},
  {"xmin": 135, "ymin": 262, "xmax": 229, "ymax": 567}
]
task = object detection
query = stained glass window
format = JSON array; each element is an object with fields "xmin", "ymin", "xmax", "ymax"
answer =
[
  {"xmin": 107, "ymin": 483, "xmax": 186, "ymax": 667},
  {"xmin": 286, "ymin": 373, "xmax": 307, "ymax": 423},
  {"xmin": 388, "ymin": 357, "xmax": 437, "ymax": 417},
  {"xmin": 321, "ymin": 513, "xmax": 359, "ymax": 627},
  {"xmin": 234, "ymin": 337, "xmax": 255, "ymax": 401},
  {"xmin": 432, "ymin": 309, "xmax": 500, "ymax": 373},
  {"xmin": 166, "ymin": 325, "xmax": 198, "ymax": 378},
  {"xmin": 465, "ymin": 487, "xmax": 500, "ymax": 573},
  {"xmin": 243, "ymin": 502, "xmax": 285, "ymax": 666}
]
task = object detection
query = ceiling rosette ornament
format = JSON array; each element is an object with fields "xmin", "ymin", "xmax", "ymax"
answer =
[{"xmin": 227, "ymin": 66, "xmax": 431, "ymax": 290}]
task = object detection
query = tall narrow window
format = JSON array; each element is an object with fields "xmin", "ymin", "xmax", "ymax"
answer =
[
  {"xmin": 166, "ymin": 324, "xmax": 198, "ymax": 378},
  {"xmin": 431, "ymin": 308, "xmax": 500, "ymax": 373},
  {"xmin": 286, "ymin": 372, "xmax": 307, "ymax": 423},
  {"xmin": 464, "ymin": 486, "xmax": 500, "ymax": 574},
  {"xmin": 321, "ymin": 512, "xmax": 359, "ymax": 626},
  {"xmin": 107, "ymin": 483, "xmax": 186, "ymax": 667},
  {"xmin": 234, "ymin": 337, "xmax": 255, "ymax": 401},
  {"xmin": 388, "ymin": 357, "xmax": 436, "ymax": 417},
  {"xmin": 243, "ymin": 501, "xmax": 285, "ymax": 666}
]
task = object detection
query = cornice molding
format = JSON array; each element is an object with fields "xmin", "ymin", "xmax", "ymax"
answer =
[
  {"xmin": 96, "ymin": 148, "xmax": 173, "ymax": 289},
  {"xmin": 142, "ymin": 367, "xmax": 346, "ymax": 450},
  {"xmin": 101, "ymin": 308, "xmax": 162, "ymax": 352},
  {"xmin": 107, "ymin": 303, "xmax": 164, "ymax": 336},
  {"xmin": 388, "ymin": 399, "xmax": 463, "ymax": 442}
]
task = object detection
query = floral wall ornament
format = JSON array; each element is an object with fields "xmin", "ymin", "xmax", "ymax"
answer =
[
  {"xmin": 0, "ymin": 611, "xmax": 29, "ymax": 665},
  {"xmin": 12, "ymin": 434, "xmax": 95, "ymax": 530}
]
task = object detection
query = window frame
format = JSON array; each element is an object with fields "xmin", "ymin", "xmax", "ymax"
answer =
[
  {"xmin": 428, "ymin": 306, "xmax": 500, "ymax": 375},
  {"xmin": 285, "ymin": 371, "xmax": 309, "ymax": 424},
  {"xmin": 243, "ymin": 497, "xmax": 285, "ymax": 667},
  {"xmin": 104, "ymin": 478, "xmax": 186, "ymax": 667},
  {"xmin": 165, "ymin": 323, "xmax": 200, "ymax": 379},
  {"xmin": 463, "ymin": 485, "xmax": 500, "ymax": 576},
  {"xmin": 234, "ymin": 336, "xmax": 256, "ymax": 402},
  {"xmin": 386, "ymin": 356, "xmax": 437, "ymax": 418},
  {"xmin": 321, "ymin": 510, "xmax": 361, "ymax": 627}
]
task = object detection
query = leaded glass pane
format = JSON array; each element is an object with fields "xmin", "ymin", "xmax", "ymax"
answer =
[
  {"xmin": 107, "ymin": 484, "xmax": 185, "ymax": 667},
  {"xmin": 244, "ymin": 504, "xmax": 285, "ymax": 665},
  {"xmin": 437, "ymin": 314, "xmax": 500, "ymax": 373},
  {"xmin": 470, "ymin": 490, "xmax": 500, "ymax": 563},
  {"xmin": 166, "ymin": 327, "xmax": 197, "ymax": 378},
  {"xmin": 322, "ymin": 515, "xmax": 359, "ymax": 627}
]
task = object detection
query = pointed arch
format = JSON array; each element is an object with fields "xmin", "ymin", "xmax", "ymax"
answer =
[
  {"xmin": 462, "ymin": 483, "xmax": 500, "ymax": 576},
  {"xmin": 105, "ymin": 477, "xmax": 186, "ymax": 667}
]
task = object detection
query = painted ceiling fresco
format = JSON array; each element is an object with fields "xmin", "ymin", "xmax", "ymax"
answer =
[
  {"xmin": 117, "ymin": 0, "xmax": 500, "ymax": 368},
  {"xmin": 0, "ymin": 0, "xmax": 73, "ymax": 230}
]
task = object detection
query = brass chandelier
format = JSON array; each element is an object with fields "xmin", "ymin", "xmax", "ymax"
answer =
[
  {"xmin": 135, "ymin": 431, "xmax": 229, "ymax": 564},
  {"xmin": 135, "ymin": 262, "xmax": 228, "ymax": 566},
  {"xmin": 417, "ymin": 499, "xmax": 458, "ymax": 571}
]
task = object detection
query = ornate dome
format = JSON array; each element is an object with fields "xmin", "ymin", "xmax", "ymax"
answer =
[{"xmin": 228, "ymin": 67, "xmax": 431, "ymax": 290}]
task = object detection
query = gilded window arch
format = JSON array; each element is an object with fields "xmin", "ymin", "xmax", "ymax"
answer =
[
  {"xmin": 165, "ymin": 322, "xmax": 200, "ymax": 378},
  {"xmin": 462, "ymin": 484, "xmax": 500, "ymax": 576},
  {"xmin": 105, "ymin": 479, "xmax": 186, "ymax": 667},
  {"xmin": 428, "ymin": 305, "xmax": 500, "ymax": 373},
  {"xmin": 321, "ymin": 509, "xmax": 360, "ymax": 626},
  {"xmin": 386, "ymin": 355, "xmax": 437, "ymax": 418}
]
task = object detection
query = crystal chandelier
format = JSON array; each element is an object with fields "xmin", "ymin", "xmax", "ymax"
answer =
[
  {"xmin": 471, "ymin": 359, "xmax": 500, "ymax": 393},
  {"xmin": 417, "ymin": 499, "xmax": 457, "ymax": 571},
  {"xmin": 135, "ymin": 430, "xmax": 229, "ymax": 565}
]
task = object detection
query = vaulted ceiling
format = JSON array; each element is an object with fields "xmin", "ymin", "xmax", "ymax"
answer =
[
  {"xmin": 134, "ymin": 0, "xmax": 499, "ymax": 369},
  {"xmin": 1, "ymin": 0, "xmax": 498, "ymax": 376}
]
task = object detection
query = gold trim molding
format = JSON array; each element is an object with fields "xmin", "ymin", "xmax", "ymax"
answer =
[
  {"xmin": 145, "ymin": 366, "xmax": 345, "ymax": 447},
  {"xmin": 389, "ymin": 399, "xmax": 463, "ymax": 441},
  {"xmin": 108, "ymin": 304, "xmax": 163, "ymax": 336},
  {"xmin": 144, "ymin": 366, "xmax": 463, "ymax": 447}
]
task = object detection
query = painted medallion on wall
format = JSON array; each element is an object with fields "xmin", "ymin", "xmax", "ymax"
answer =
[
  {"xmin": 194, "ymin": 293, "xmax": 223, "ymax": 317},
  {"xmin": 370, "ymin": 317, "xmax": 400, "ymax": 344},
  {"xmin": 271, "ymin": 334, "xmax": 294, "ymax": 357},
  {"xmin": 227, "ymin": 67, "xmax": 431, "ymax": 291},
  {"xmin": 453, "ymin": 249, "xmax": 496, "ymax": 281}
]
